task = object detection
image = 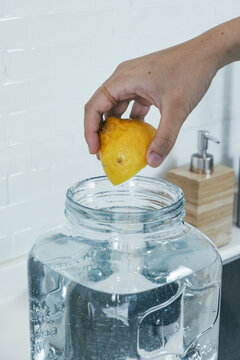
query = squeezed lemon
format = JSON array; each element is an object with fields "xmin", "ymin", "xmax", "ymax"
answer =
[{"xmin": 99, "ymin": 117, "xmax": 156, "ymax": 185}]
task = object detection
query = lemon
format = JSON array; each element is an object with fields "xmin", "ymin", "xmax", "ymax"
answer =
[{"xmin": 99, "ymin": 117, "xmax": 156, "ymax": 185}]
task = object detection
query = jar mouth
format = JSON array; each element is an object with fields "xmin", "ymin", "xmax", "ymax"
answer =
[{"xmin": 65, "ymin": 176, "xmax": 184, "ymax": 224}]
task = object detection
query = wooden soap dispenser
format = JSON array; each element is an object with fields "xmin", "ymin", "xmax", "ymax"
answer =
[{"xmin": 167, "ymin": 130, "xmax": 235, "ymax": 247}]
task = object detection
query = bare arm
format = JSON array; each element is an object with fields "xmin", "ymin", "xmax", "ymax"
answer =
[{"xmin": 84, "ymin": 17, "xmax": 240, "ymax": 167}]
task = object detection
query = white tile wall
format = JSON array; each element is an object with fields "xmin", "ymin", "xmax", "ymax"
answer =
[
  {"xmin": 0, "ymin": 0, "xmax": 240, "ymax": 263},
  {"xmin": 8, "ymin": 168, "xmax": 51, "ymax": 203},
  {"xmin": 4, "ymin": 0, "xmax": 49, "ymax": 16},
  {"xmin": 0, "ymin": 115, "xmax": 6, "ymax": 146},
  {"xmin": 0, "ymin": 235, "xmax": 10, "ymax": 262},
  {"xmin": 6, "ymin": 48, "xmax": 51, "ymax": 81},
  {"xmin": 0, "ymin": 176, "xmax": 8, "ymax": 206},
  {"xmin": 0, "ymin": 18, "xmax": 30, "ymax": 50},
  {"xmin": 0, "ymin": 51, "xmax": 5, "ymax": 83},
  {"xmin": 0, "ymin": 81, "xmax": 30, "ymax": 114},
  {"xmin": 0, "ymin": 142, "xmax": 32, "ymax": 175},
  {"xmin": 5, "ymin": 108, "xmax": 53, "ymax": 143},
  {"xmin": 49, "ymin": 0, "xmax": 93, "ymax": 12}
]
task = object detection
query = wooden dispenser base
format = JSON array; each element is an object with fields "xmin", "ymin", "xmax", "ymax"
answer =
[{"xmin": 167, "ymin": 164, "xmax": 235, "ymax": 247}]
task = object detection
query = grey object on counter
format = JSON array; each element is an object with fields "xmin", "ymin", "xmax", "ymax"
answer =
[
  {"xmin": 219, "ymin": 255, "xmax": 240, "ymax": 360},
  {"xmin": 237, "ymin": 157, "xmax": 240, "ymax": 228}
]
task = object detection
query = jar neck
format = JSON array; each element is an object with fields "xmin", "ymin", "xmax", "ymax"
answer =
[{"xmin": 65, "ymin": 176, "xmax": 185, "ymax": 239}]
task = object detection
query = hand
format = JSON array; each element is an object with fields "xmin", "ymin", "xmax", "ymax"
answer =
[{"xmin": 84, "ymin": 17, "xmax": 240, "ymax": 167}]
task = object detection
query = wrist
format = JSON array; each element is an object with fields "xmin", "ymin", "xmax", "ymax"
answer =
[{"xmin": 199, "ymin": 17, "xmax": 240, "ymax": 70}]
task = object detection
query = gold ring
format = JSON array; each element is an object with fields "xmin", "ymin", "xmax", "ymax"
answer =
[{"xmin": 100, "ymin": 86, "xmax": 118, "ymax": 106}]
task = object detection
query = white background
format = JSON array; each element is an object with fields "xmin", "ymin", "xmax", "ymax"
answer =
[{"xmin": 0, "ymin": 0, "xmax": 240, "ymax": 263}]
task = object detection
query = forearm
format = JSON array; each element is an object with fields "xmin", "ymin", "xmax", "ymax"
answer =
[{"xmin": 199, "ymin": 17, "xmax": 240, "ymax": 70}]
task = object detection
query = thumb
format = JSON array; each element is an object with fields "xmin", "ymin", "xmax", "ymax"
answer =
[{"xmin": 146, "ymin": 108, "xmax": 184, "ymax": 167}]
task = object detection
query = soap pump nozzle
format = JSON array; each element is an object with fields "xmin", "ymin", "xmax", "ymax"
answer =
[{"xmin": 190, "ymin": 130, "xmax": 220, "ymax": 174}]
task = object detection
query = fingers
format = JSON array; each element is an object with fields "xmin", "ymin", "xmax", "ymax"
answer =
[
  {"xmin": 84, "ymin": 76, "xmax": 135, "ymax": 154},
  {"xmin": 146, "ymin": 106, "xmax": 185, "ymax": 167},
  {"xmin": 130, "ymin": 101, "xmax": 151, "ymax": 120},
  {"xmin": 104, "ymin": 100, "xmax": 130, "ymax": 119},
  {"xmin": 84, "ymin": 88, "xmax": 116, "ymax": 154}
]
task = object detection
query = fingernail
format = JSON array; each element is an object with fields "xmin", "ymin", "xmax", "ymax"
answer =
[{"xmin": 147, "ymin": 152, "xmax": 163, "ymax": 167}]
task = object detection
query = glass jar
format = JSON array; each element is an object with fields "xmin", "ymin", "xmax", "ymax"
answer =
[{"xmin": 28, "ymin": 176, "xmax": 222, "ymax": 360}]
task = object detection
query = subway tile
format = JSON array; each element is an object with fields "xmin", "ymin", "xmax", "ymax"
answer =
[
  {"xmin": 4, "ymin": 0, "xmax": 34, "ymax": 16},
  {"xmin": 0, "ymin": 18, "xmax": 30, "ymax": 51},
  {"xmin": 131, "ymin": 2, "xmax": 215, "ymax": 43},
  {"xmin": 0, "ymin": 115, "xmax": 6, "ymax": 147},
  {"xmin": 32, "ymin": 138, "xmax": 53, "ymax": 168},
  {"xmin": 5, "ymin": 109, "xmax": 53, "ymax": 143},
  {"xmin": 6, "ymin": 48, "xmax": 51, "ymax": 81},
  {"xmin": 72, "ymin": 10, "xmax": 111, "ymax": 41},
  {"xmin": 72, "ymin": 132, "xmax": 89, "ymax": 159},
  {"xmin": 228, "ymin": 62, "xmax": 240, "ymax": 121},
  {"xmin": 32, "ymin": 134, "xmax": 74, "ymax": 169},
  {"xmin": 52, "ymin": 159, "xmax": 83, "ymax": 191},
  {"xmin": 0, "ymin": 51, "xmax": 5, "ymax": 83},
  {"xmin": 0, "ymin": 142, "xmax": 32, "ymax": 176},
  {"xmin": 221, "ymin": 116, "xmax": 240, "ymax": 173},
  {"xmin": 51, "ymin": 154, "xmax": 102, "ymax": 192},
  {"xmin": 52, "ymin": 103, "xmax": 81, "ymax": 135},
  {"xmin": 49, "ymin": 0, "xmax": 94, "ymax": 11},
  {"xmin": 50, "ymin": 41, "xmax": 93, "ymax": 74},
  {"xmin": 91, "ymin": 36, "xmax": 135, "ymax": 82},
  {"xmin": 11, "ymin": 227, "xmax": 35, "ymax": 258},
  {"xmin": 0, "ymin": 81, "xmax": 30, "ymax": 114},
  {"xmin": 8, "ymin": 168, "xmax": 52, "ymax": 203},
  {"xmin": 31, "ymin": 73, "xmax": 89, "ymax": 109},
  {"xmin": 29, "ymin": 15, "xmax": 52, "ymax": 47},
  {"xmin": 50, "ymin": 135, "xmax": 75, "ymax": 164},
  {"xmin": 75, "ymin": 153, "xmax": 104, "ymax": 179},
  {"xmin": 0, "ymin": 0, "xmax": 4, "ymax": 16},
  {"xmin": 30, "ymin": 13, "xmax": 74, "ymax": 47},
  {"xmin": 213, "ymin": 0, "xmax": 240, "ymax": 24},
  {"xmin": 30, "ymin": 191, "xmax": 65, "ymax": 228},
  {"xmin": 8, "ymin": 200, "xmax": 32, "ymax": 232},
  {"xmin": 4, "ymin": 0, "xmax": 49, "ymax": 16},
  {"xmin": 132, "ymin": 0, "xmax": 159, "ymax": 7},
  {"xmin": 94, "ymin": 0, "xmax": 132, "ymax": 9},
  {"xmin": 0, "ymin": 201, "xmax": 31, "ymax": 233},
  {"xmin": 5, "ymin": 111, "xmax": 32, "ymax": 143},
  {"xmin": 29, "ymin": 108, "xmax": 53, "ymax": 139},
  {"xmin": 0, "ymin": 176, "xmax": 8, "ymax": 207},
  {"xmin": 63, "ymin": 72, "xmax": 97, "ymax": 105},
  {"xmin": 0, "ymin": 195, "xmax": 63, "ymax": 237},
  {"xmin": 132, "ymin": 0, "xmax": 213, "ymax": 8},
  {"xmin": 28, "ymin": 47, "xmax": 51, "ymax": 77},
  {"xmin": 0, "ymin": 206, "xmax": 10, "ymax": 234},
  {"xmin": 11, "ymin": 225, "xmax": 48, "ymax": 258},
  {"xmin": 133, "ymin": 34, "xmax": 176, "ymax": 58},
  {"xmin": 49, "ymin": 75, "xmax": 69, "ymax": 104},
  {"xmin": 112, "ymin": 9, "xmax": 134, "ymax": 37},
  {"xmin": 30, "ymin": 77, "xmax": 54, "ymax": 108},
  {"xmin": 30, "ymin": 74, "xmax": 84, "ymax": 109},
  {"xmin": 0, "ymin": 235, "xmax": 11, "ymax": 262}
]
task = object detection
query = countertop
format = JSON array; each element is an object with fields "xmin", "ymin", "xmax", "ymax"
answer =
[{"xmin": 0, "ymin": 226, "xmax": 240, "ymax": 360}]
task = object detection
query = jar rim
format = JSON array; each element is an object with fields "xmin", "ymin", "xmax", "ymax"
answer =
[{"xmin": 65, "ymin": 176, "xmax": 184, "ymax": 223}]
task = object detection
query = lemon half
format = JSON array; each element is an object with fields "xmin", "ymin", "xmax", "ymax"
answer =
[{"xmin": 99, "ymin": 117, "xmax": 156, "ymax": 185}]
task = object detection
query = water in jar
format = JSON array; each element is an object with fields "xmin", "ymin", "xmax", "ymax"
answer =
[{"xmin": 28, "ymin": 231, "xmax": 221, "ymax": 360}]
